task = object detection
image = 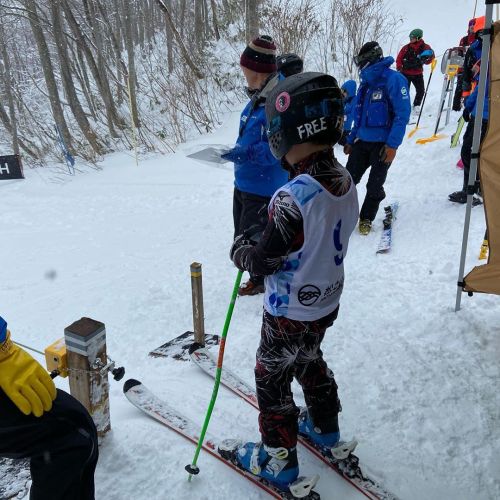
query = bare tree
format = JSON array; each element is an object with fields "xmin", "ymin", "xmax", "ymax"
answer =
[
  {"xmin": 261, "ymin": 0, "xmax": 320, "ymax": 57},
  {"xmin": 245, "ymin": 0, "xmax": 259, "ymax": 41},
  {"xmin": 328, "ymin": 0, "xmax": 402, "ymax": 79}
]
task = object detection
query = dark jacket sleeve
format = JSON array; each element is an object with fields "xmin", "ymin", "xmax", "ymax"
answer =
[{"xmin": 232, "ymin": 192, "xmax": 303, "ymax": 276}]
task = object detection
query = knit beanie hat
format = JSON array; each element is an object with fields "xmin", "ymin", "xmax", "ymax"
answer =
[{"xmin": 240, "ymin": 35, "xmax": 277, "ymax": 74}]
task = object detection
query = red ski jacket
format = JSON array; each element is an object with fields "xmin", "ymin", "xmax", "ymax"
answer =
[{"xmin": 396, "ymin": 39, "xmax": 434, "ymax": 76}]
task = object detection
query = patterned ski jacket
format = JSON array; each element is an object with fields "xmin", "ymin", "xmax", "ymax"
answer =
[{"xmin": 232, "ymin": 150, "xmax": 358, "ymax": 320}]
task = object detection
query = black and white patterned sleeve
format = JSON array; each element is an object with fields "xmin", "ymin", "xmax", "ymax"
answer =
[{"xmin": 232, "ymin": 191, "xmax": 303, "ymax": 276}]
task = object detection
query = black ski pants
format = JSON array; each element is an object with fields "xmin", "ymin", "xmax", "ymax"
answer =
[
  {"xmin": 0, "ymin": 388, "xmax": 98, "ymax": 500},
  {"xmin": 404, "ymin": 73, "xmax": 426, "ymax": 106},
  {"xmin": 461, "ymin": 118, "xmax": 488, "ymax": 192},
  {"xmin": 233, "ymin": 188, "xmax": 271, "ymax": 286},
  {"xmin": 256, "ymin": 307, "xmax": 341, "ymax": 449},
  {"xmin": 453, "ymin": 73, "xmax": 464, "ymax": 111},
  {"xmin": 346, "ymin": 140, "xmax": 391, "ymax": 221}
]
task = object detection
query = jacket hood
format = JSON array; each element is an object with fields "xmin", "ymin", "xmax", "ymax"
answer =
[
  {"xmin": 360, "ymin": 56, "xmax": 395, "ymax": 84},
  {"xmin": 341, "ymin": 80, "xmax": 357, "ymax": 100}
]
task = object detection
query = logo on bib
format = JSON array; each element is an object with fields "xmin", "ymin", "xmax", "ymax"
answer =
[{"xmin": 298, "ymin": 285, "xmax": 321, "ymax": 306}]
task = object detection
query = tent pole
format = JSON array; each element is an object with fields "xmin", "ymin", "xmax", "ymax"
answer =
[{"xmin": 455, "ymin": 1, "xmax": 496, "ymax": 312}]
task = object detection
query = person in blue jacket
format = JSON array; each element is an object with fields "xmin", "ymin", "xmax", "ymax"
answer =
[
  {"xmin": 221, "ymin": 35, "xmax": 289, "ymax": 296},
  {"xmin": 344, "ymin": 41, "xmax": 411, "ymax": 235},
  {"xmin": 448, "ymin": 64, "xmax": 488, "ymax": 205},
  {"xmin": 338, "ymin": 80, "xmax": 357, "ymax": 146}
]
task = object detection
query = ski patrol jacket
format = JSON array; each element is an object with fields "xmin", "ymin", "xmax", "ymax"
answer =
[
  {"xmin": 396, "ymin": 39, "xmax": 435, "ymax": 76},
  {"xmin": 341, "ymin": 80, "xmax": 357, "ymax": 132},
  {"xmin": 347, "ymin": 57, "xmax": 411, "ymax": 149},
  {"xmin": 233, "ymin": 73, "xmax": 289, "ymax": 197}
]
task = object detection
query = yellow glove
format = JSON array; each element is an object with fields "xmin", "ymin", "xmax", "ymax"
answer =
[{"xmin": 0, "ymin": 331, "xmax": 57, "ymax": 417}]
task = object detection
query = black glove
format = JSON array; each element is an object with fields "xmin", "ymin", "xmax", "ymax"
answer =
[
  {"xmin": 463, "ymin": 108, "xmax": 471, "ymax": 122},
  {"xmin": 229, "ymin": 225, "xmax": 262, "ymax": 268}
]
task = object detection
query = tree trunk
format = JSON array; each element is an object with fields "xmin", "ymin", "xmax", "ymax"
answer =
[
  {"xmin": 155, "ymin": 0, "xmax": 204, "ymax": 79},
  {"xmin": 23, "ymin": 0, "xmax": 74, "ymax": 154},
  {"xmin": 0, "ymin": 24, "xmax": 19, "ymax": 155},
  {"xmin": 165, "ymin": 0, "xmax": 174, "ymax": 73},
  {"xmin": 63, "ymin": 0, "xmax": 124, "ymax": 135},
  {"xmin": 209, "ymin": 0, "xmax": 220, "ymax": 41},
  {"xmin": 245, "ymin": 0, "xmax": 259, "ymax": 42},
  {"xmin": 123, "ymin": 0, "xmax": 140, "ymax": 128},
  {"xmin": 50, "ymin": 0, "xmax": 105, "ymax": 155}
]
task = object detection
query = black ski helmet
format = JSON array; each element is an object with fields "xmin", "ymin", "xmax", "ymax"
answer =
[
  {"xmin": 277, "ymin": 53, "xmax": 304, "ymax": 77},
  {"xmin": 265, "ymin": 72, "xmax": 344, "ymax": 160},
  {"xmin": 353, "ymin": 41, "xmax": 383, "ymax": 69}
]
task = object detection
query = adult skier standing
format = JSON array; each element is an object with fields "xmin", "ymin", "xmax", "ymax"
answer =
[
  {"xmin": 396, "ymin": 29, "xmax": 435, "ymax": 116},
  {"xmin": 0, "ymin": 316, "xmax": 98, "ymax": 500},
  {"xmin": 344, "ymin": 42, "xmax": 411, "ymax": 235},
  {"xmin": 221, "ymin": 72, "xmax": 358, "ymax": 491},
  {"xmin": 221, "ymin": 35, "xmax": 289, "ymax": 296}
]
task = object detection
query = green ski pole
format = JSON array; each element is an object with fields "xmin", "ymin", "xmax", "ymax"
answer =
[{"xmin": 185, "ymin": 269, "xmax": 243, "ymax": 480}]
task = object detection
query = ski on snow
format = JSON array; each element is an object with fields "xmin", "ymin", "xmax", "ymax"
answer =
[
  {"xmin": 123, "ymin": 378, "xmax": 320, "ymax": 499},
  {"xmin": 376, "ymin": 203, "xmax": 399, "ymax": 254},
  {"xmin": 190, "ymin": 346, "xmax": 399, "ymax": 500}
]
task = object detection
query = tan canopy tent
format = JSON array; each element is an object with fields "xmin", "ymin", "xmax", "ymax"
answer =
[
  {"xmin": 464, "ymin": 20, "xmax": 500, "ymax": 295},
  {"xmin": 456, "ymin": 3, "xmax": 500, "ymax": 310}
]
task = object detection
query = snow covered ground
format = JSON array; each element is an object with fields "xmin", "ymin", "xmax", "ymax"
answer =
[
  {"xmin": 2, "ymin": 88, "xmax": 499, "ymax": 499},
  {"xmin": 2, "ymin": 2, "xmax": 500, "ymax": 496}
]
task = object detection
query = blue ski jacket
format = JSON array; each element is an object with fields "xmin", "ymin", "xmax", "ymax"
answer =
[
  {"xmin": 465, "ymin": 77, "xmax": 489, "ymax": 120},
  {"xmin": 347, "ymin": 57, "xmax": 411, "ymax": 149},
  {"xmin": 341, "ymin": 80, "xmax": 357, "ymax": 132},
  {"xmin": 233, "ymin": 74, "xmax": 288, "ymax": 197}
]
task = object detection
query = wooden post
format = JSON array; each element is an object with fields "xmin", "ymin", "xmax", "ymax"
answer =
[
  {"xmin": 190, "ymin": 262, "xmax": 205, "ymax": 345},
  {"xmin": 64, "ymin": 317, "xmax": 111, "ymax": 436}
]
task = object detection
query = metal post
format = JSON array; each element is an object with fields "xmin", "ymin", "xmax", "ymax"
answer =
[
  {"xmin": 455, "ymin": 1, "xmax": 496, "ymax": 311},
  {"xmin": 64, "ymin": 317, "xmax": 111, "ymax": 435},
  {"xmin": 445, "ymin": 74, "xmax": 456, "ymax": 126},
  {"xmin": 190, "ymin": 262, "xmax": 205, "ymax": 345}
]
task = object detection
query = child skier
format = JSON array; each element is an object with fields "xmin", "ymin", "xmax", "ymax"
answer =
[{"xmin": 221, "ymin": 72, "xmax": 359, "ymax": 492}]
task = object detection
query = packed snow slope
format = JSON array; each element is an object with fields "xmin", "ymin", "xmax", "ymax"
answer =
[
  {"xmin": 2, "ymin": 88, "xmax": 500, "ymax": 499},
  {"xmin": 2, "ymin": 2, "xmax": 500, "ymax": 495}
]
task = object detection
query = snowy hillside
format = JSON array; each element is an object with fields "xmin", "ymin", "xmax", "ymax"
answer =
[{"xmin": 2, "ymin": 2, "xmax": 500, "ymax": 499}]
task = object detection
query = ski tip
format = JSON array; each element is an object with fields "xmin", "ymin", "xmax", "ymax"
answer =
[{"xmin": 123, "ymin": 378, "xmax": 142, "ymax": 393}]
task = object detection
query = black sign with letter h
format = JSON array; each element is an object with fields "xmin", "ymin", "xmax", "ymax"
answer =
[{"xmin": 0, "ymin": 155, "xmax": 24, "ymax": 180}]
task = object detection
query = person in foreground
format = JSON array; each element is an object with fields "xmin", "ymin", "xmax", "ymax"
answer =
[
  {"xmin": 344, "ymin": 41, "xmax": 411, "ymax": 235},
  {"xmin": 0, "ymin": 316, "xmax": 98, "ymax": 500},
  {"xmin": 222, "ymin": 72, "xmax": 359, "ymax": 491}
]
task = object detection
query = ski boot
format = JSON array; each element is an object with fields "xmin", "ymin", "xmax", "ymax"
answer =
[
  {"xmin": 448, "ymin": 190, "xmax": 483, "ymax": 206},
  {"xmin": 218, "ymin": 440, "xmax": 319, "ymax": 498},
  {"xmin": 298, "ymin": 410, "xmax": 357, "ymax": 461},
  {"xmin": 412, "ymin": 105, "xmax": 421, "ymax": 117},
  {"xmin": 238, "ymin": 279, "xmax": 265, "ymax": 296},
  {"xmin": 358, "ymin": 219, "xmax": 372, "ymax": 236}
]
